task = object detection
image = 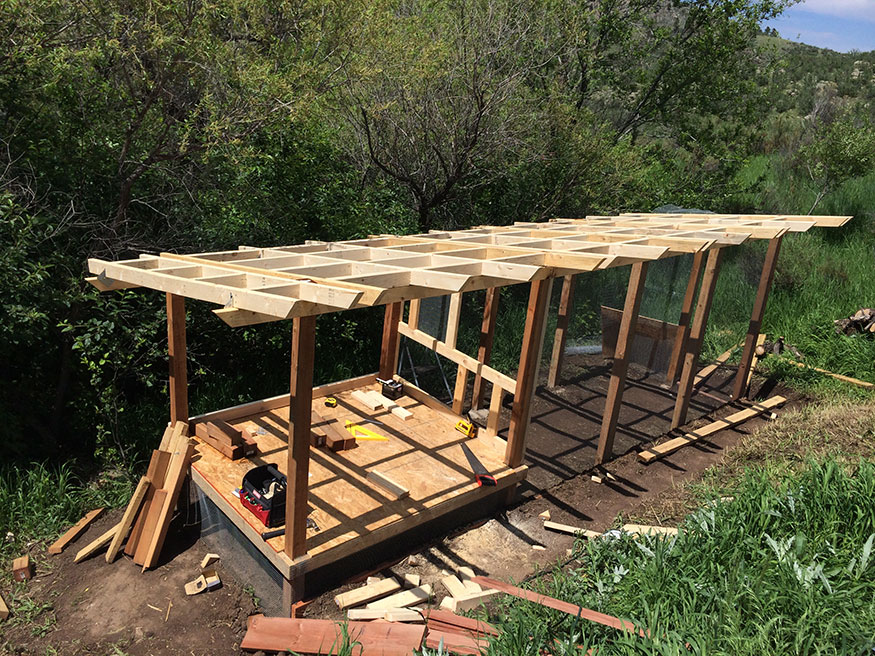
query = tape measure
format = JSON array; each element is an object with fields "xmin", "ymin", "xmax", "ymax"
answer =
[
  {"xmin": 455, "ymin": 420, "xmax": 477, "ymax": 438},
  {"xmin": 324, "ymin": 397, "xmax": 337, "ymax": 408}
]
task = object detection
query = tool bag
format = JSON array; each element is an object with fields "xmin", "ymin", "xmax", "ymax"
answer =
[{"xmin": 240, "ymin": 465, "xmax": 287, "ymax": 528}]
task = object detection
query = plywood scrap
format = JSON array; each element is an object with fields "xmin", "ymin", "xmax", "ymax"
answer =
[
  {"xmin": 334, "ymin": 577, "xmax": 401, "ymax": 610},
  {"xmin": 106, "ymin": 476, "xmax": 151, "ymax": 563},
  {"xmin": 240, "ymin": 615, "xmax": 426, "ymax": 654},
  {"xmin": 544, "ymin": 521, "xmax": 602, "ymax": 539},
  {"xmin": 367, "ymin": 470, "xmax": 409, "ymax": 499},
  {"xmin": 366, "ymin": 584, "xmax": 432, "ymax": 610},
  {"xmin": 471, "ymin": 576, "xmax": 645, "ymax": 636},
  {"xmin": 12, "ymin": 556, "xmax": 32, "ymax": 582},
  {"xmin": 0, "ymin": 591, "xmax": 9, "ymax": 621},
  {"xmin": 622, "ymin": 524, "xmax": 678, "ymax": 537},
  {"xmin": 49, "ymin": 508, "xmax": 104, "ymax": 555},
  {"xmin": 74, "ymin": 522, "xmax": 122, "ymax": 563},
  {"xmin": 638, "ymin": 395, "xmax": 786, "ymax": 463}
]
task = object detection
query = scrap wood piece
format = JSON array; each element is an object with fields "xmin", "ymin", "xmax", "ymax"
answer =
[
  {"xmin": 74, "ymin": 522, "xmax": 122, "ymax": 563},
  {"xmin": 372, "ymin": 390, "xmax": 414, "ymax": 421},
  {"xmin": 200, "ymin": 552, "xmax": 220, "ymax": 569},
  {"xmin": 0, "ymin": 591, "xmax": 8, "ymax": 621},
  {"xmin": 425, "ymin": 628, "xmax": 490, "ymax": 656},
  {"xmin": 312, "ymin": 410, "xmax": 356, "ymax": 451},
  {"xmin": 638, "ymin": 395, "xmax": 787, "ymax": 464},
  {"xmin": 693, "ymin": 342, "xmax": 741, "ymax": 389},
  {"xmin": 334, "ymin": 577, "xmax": 401, "ymax": 610},
  {"xmin": 48, "ymin": 508, "xmax": 105, "ymax": 555},
  {"xmin": 158, "ymin": 420, "xmax": 187, "ymax": 451},
  {"xmin": 544, "ymin": 521, "xmax": 602, "ymax": 539},
  {"xmin": 423, "ymin": 609, "xmax": 500, "ymax": 637},
  {"xmin": 348, "ymin": 608, "xmax": 423, "ymax": 622},
  {"xmin": 12, "ymin": 555, "xmax": 32, "ymax": 582},
  {"xmin": 441, "ymin": 575, "xmax": 468, "ymax": 598},
  {"xmin": 195, "ymin": 422, "xmax": 244, "ymax": 460},
  {"xmin": 471, "ymin": 576, "xmax": 645, "ymax": 637},
  {"xmin": 790, "ymin": 360, "xmax": 874, "ymax": 389},
  {"xmin": 744, "ymin": 334, "xmax": 768, "ymax": 391},
  {"xmin": 366, "ymin": 584, "xmax": 433, "ymax": 610},
  {"xmin": 367, "ymin": 470, "xmax": 409, "ymax": 499},
  {"xmin": 240, "ymin": 615, "xmax": 426, "ymax": 655},
  {"xmin": 439, "ymin": 589, "xmax": 500, "ymax": 613},
  {"xmin": 106, "ymin": 476, "xmax": 151, "ymax": 563},
  {"xmin": 622, "ymin": 524, "xmax": 679, "ymax": 537},
  {"xmin": 352, "ymin": 389, "xmax": 382, "ymax": 411},
  {"xmin": 125, "ymin": 448, "xmax": 171, "ymax": 558}
]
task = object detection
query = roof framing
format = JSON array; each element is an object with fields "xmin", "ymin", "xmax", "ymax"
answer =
[{"xmin": 87, "ymin": 213, "xmax": 850, "ymax": 324}]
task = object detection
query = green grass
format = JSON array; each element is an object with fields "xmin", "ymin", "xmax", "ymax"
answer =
[{"xmin": 469, "ymin": 459, "xmax": 875, "ymax": 655}]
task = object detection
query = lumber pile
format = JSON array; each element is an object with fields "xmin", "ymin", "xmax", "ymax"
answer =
[
  {"xmin": 438, "ymin": 566, "xmax": 499, "ymax": 613},
  {"xmin": 194, "ymin": 418, "xmax": 256, "ymax": 460},
  {"xmin": 834, "ymin": 308, "xmax": 875, "ymax": 336},
  {"xmin": 352, "ymin": 388, "xmax": 414, "ymax": 421},
  {"xmin": 638, "ymin": 395, "xmax": 786, "ymax": 463},
  {"xmin": 72, "ymin": 421, "xmax": 195, "ymax": 571},
  {"xmin": 311, "ymin": 410, "xmax": 356, "ymax": 451}
]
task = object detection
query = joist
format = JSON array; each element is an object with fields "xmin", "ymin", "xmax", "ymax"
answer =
[
  {"xmin": 74, "ymin": 522, "xmax": 122, "ymax": 563},
  {"xmin": 334, "ymin": 577, "xmax": 401, "ymax": 609},
  {"xmin": 543, "ymin": 520, "xmax": 601, "ymax": 539},
  {"xmin": 639, "ymin": 395, "xmax": 787, "ymax": 463},
  {"xmin": 398, "ymin": 322, "xmax": 517, "ymax": 394},
  {"xmin": 366, "ymin": 584, "xmax": 433, "ymax": 609},
  {"xmin": 48, "ymin": 508, "xmax": 104, "ymax": 555},
  {"xmin": 367, "ymin": 470, "xmax": 410, "ymax": 499},
  {"xmin": 240, "ymin": 615, "xmax": 426, "ymax": 654},
  {"xmin": 471, "ymin": 576, "xmax": 645, "ymax": 636}
]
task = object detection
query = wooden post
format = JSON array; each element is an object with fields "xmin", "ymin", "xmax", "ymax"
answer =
[
  {"xmin": 452, "ymin": 368, "xmax": 469, "ymax": 415},
  {"xmin": 547, "ymin": 275, "xmax": 575, "ymax": 388},
  {"xmin": 732, "ymin": 236, "xmax": 783, "ymax": 399},
  {"xmin": 408, "ymin": 299, "xmax": 421, "ymax": 331},
  {"xmin": 471, "ymin": 287, "xmax": 501, "ymax": 410},
  {"xmin": 666, "ymin": 252, "xmax": 705, "ymax": 384},
  {"xmin": 595, "ymin": 263, "xmax": 649, "ymax": 465},
  {"xmin": 485, "ymin": 385, "xmax": 505, "ymax": 437},
  {"xmin": 167, "ymin": 293, "xmax": 188, "ymax": 425},
  {"xmin": 671, "ymin": 248, "xmax": 724, "ymax": 430},
  {"xmin": 286, "ymin": 315, "xmax": 316, "ymax": 562},
  {"xmin": 505, "ymin": 279, "xmax": 551, "ymax": 468},
  {"xmin": 379, "ymin": 302, "xmax": 403, "ymax": 379},
  {"xmin": 445, "ymin": 293, "xmax": 463, "ymax": 349}
]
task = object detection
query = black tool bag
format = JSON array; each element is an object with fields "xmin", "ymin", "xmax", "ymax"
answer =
[{"xmin": 241, "ymin": 465, "xmax": 287, "ymax": 528}]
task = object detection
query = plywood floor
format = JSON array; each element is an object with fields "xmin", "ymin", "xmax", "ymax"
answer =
[{"xmin": 191, "ymin": 380, "xmax": 526, "ymax": 577}]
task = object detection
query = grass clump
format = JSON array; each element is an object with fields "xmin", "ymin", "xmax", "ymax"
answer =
[{"xmin": 482, "ymin": 459, "xmax": 875, "ymax": 655}]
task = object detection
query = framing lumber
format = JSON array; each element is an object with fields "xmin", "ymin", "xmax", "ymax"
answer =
[
  {"xmin": 543, "ymin": 520, "xmax": 601, "ymax": 539},
  {"xmin": 452, "ymin": 367, "xmax": 469, "ymax": 415},
  {"xmin": 789, "ymin": 361, "xmax": 875, "ymax": 389},
  {"xmin": 74, "ymin": 522, "xmax": 122, "ymax": 563},
  {"xmin": 408, "ymin": 298, "xmax": 421, "ymax": 330},
  {"xmin": 287, "ymin": 315, "xmax": 316, "ymax": 561},
  {"xmin": 398, "ymin": 322, "xmax": 517, "ymax": 395},
  {"xmin": 380, "ymin": 301, "xmax": 403, "ymax": 379},
  {"xmin": 334, "ymin": 577, "xmax": 402, "ymax": 609},
  {"xmin": 485, "ymin": 385, "xmax": 504, "ymax": 437},
  {"xmin": 732, "ymin": 236, "xmax": 783, "ymax": 399},
  {"xmin": 471, "ymin": 287, "xmax": 501, "ymax": 409},
  {"xmin": 506, "ymin": 278, "xmax": 551, "ymax": 468},
  {"xmin": 106, "ymin": 476, "xmax": 151, "ymax": 563},
  {"xmin": 367, "ymin": 470, "xmax": 410, "ymax": 499},
  {"xmin": 166, "ymin": 293, "xmax": 188, "ymax": 425},
  {"xmin": 640, "ymin": 395, "xmax": 786, "ymax": 463},
  {"xmin": 596, "ymin": 262, "xmax": 649, "ymax": 464},
  {"xmin": 693, "ymin": 342, "xmax": 741, "ymax": 389},
  {"xmin": 672, "ymin": 248, "xmax": 724, "ymax": 430},
  {"xmin": 48, "ymin": 508, "xmax": 104, "ymax": 555},
  {"xmin": 548, "ymin": 275, "xmax": 575, "ymax": 388},
  {"xmin": 622, "ymin": 524, "xmax": 679, "ymax": 537},
  {"xmin": 471, "ymin": 576, "xmax": 645, "ymax": 636},
  {"xmin": 445, "ymin": 292, "xmax": 463, "ymax": 349},
  {"xmin": 666, "ymin": 251, "xmax": 705, "ymax": 384},
  {"xmin": 366, "ymin": 584, "xmax": 433, "ymax": 609}
]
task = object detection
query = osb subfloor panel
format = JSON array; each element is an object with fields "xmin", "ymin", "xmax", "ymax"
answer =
[{"xmin": 191, "ymin": 382, "xmax": 523, "ymax": 575}]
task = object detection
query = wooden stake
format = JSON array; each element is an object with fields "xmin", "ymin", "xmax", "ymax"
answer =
[
  {"xmin": 547, "ymin": 275, "xmax": 575, "ymax": 388},
  {"xmin": 471, "ymin": 287, "xmax": 501, "ymax": 409},
  {"xmin": 732, "ymin": 236, "xmax": 783, "ymax": 399},
  {"xmin": 287, "ymin": 315, "xmax": 316, "ymax": 560},
  {"xmin": 167, "ymin": 293, "xmax": 188, "ymax": 425},
  {"xmin": 596, "ymin": 262, "xmax": 649, "ymax": 464},
  {"xmin": 672, "ymin": 248, "xmax": 723, "ymax": 430},
  {"xmin": 379, "ymin": 302, "xmax": 403, "ymax": 379},
  {"xmin": 666, "ymin": 252, "xmax": 705, "ymax": 384},
  {"xmin": 505, "ymin": 279, "xmax": 551, "ymax": 468}
]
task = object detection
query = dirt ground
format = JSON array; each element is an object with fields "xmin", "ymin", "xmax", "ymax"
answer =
[{"xmin": 0, "ymin": 361, "xmax": 796, "ymax": 655}]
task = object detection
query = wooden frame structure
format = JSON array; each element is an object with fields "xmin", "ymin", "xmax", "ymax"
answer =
[{"xmin": 87, "ymin": 212, "xmax": 849, "ymax": 614}]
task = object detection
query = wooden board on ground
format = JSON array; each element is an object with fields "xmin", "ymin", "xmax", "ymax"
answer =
[
  {"xmin": 622, "ymin": 524, "xmax": 678, "ymax": 537},
  {"xmin": 439, "ymin": 589, "xmax": 500, "ymax": 613},
  {"xmin": 48, "ymin": 508, "xmax": 104, "ymax": 555},
  {"xmin": 74, "ymin": 522, "xmax": 122, "ymax": 563},
  {"xmin": 366, "ymin": 584, "xmax": 432, "ymax": 609},
  {"xmin": 638, "ymin": 395, "xmax": 786, "ymax": 463},
  {"xmin": 334, "ymin": 577, "xmax": 401, "ymax": 609},
  {"xmin": 240, "ymin": 615, "xmax": 426, "ymax": 654},
  {"xmin": 790, "ymin": 361, "xmax": 875, "ymax": 389},
  {"xmin": 0, "ymin": 592, "xmax": 8, "ymax": 621},
  {"xmin": 693, "ymin": 342, "xmax": 740, "ymax": 389},
  {"xmin": 424, "ymin": 628, "xmax": 489, "ymax": 656},
  {"xmin": 543, "ymin": 520, "xmax": 601, "ymax": 539},
  {"xmin": 12, "ymin": 556, "xmax": 31, "ymax": 582}
]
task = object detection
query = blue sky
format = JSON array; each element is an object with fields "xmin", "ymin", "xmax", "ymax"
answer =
[{"xmin": 763, "ymin": 0, "xmax": 875, "ymax": 52}]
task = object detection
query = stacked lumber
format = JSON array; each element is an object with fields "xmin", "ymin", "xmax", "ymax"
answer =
[
  {"xmin": 423, "ymin": 609, "xmax": 498, "ymax": 655},
  {"xmin": 352, "ymin": 388, "xmax": 413, "ymax": 421},
  {"xmin": 311, "ymin": 410, "xmax": 356, "ymax": 451},
  {"xmin": 194, "ymin": 418, "xmax": 256, "ymax": 460},
  {"xmin": 72, "ymin": 421, "xmax": 194, "ymax": 570},
  {"xmin": 835, "ymin": 308, "xmax": 875, "ymax": 336},
  {"xmin": 438, "ymin": 567, "xmax": 498, "ymax": 612}
]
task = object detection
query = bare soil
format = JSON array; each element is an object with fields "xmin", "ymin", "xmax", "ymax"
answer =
[{"xmin": 0, "ymin": 362, "xmax": 806, "ymax": 655}]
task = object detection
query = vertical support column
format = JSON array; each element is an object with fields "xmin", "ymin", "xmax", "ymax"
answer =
[
  {"xmin": 166, "ymin": 293, "xmax": 188, "ymax": 426},
  {"xmin": 547, "ymin": 275, "xmax": 575, "ymax": 388},
  {"xmin": 445, "ymin": 293, "xmax": 463, "ymax": 349},
  {"xmin": 595, "ymin": 262, "xmax": 649, "ymax": 465},
  {"xmin": 471, "ymin": 287, "xmax": 501, "ymax": 410},
  {"xmin": 732, "ymin": 236, "xmax": 783, "ymax": 399},
  {"xmin": 408, "ymin": 299, "xmax": 421, "ymax": 331},
  {"xmin": 671, "ymin": 248, "xmax": 724, "ymax": 430},
  {"xmin": 485, "ymin": 385, "xmax": 505, "ymax": 437},
  {"xmin": 666, "ymin": 252, "xmax": 705, "ymax": 384},
  {"xmin": 505, "ymin": 279, "xmax": 552, "ymax": 468},
  {"xmin": 286, "ymin": 315, "xmax": 316, "ymax": 562},
  {"xmin": 379, "ymin": 302, "xmax": 403, "ymax": 379}
]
